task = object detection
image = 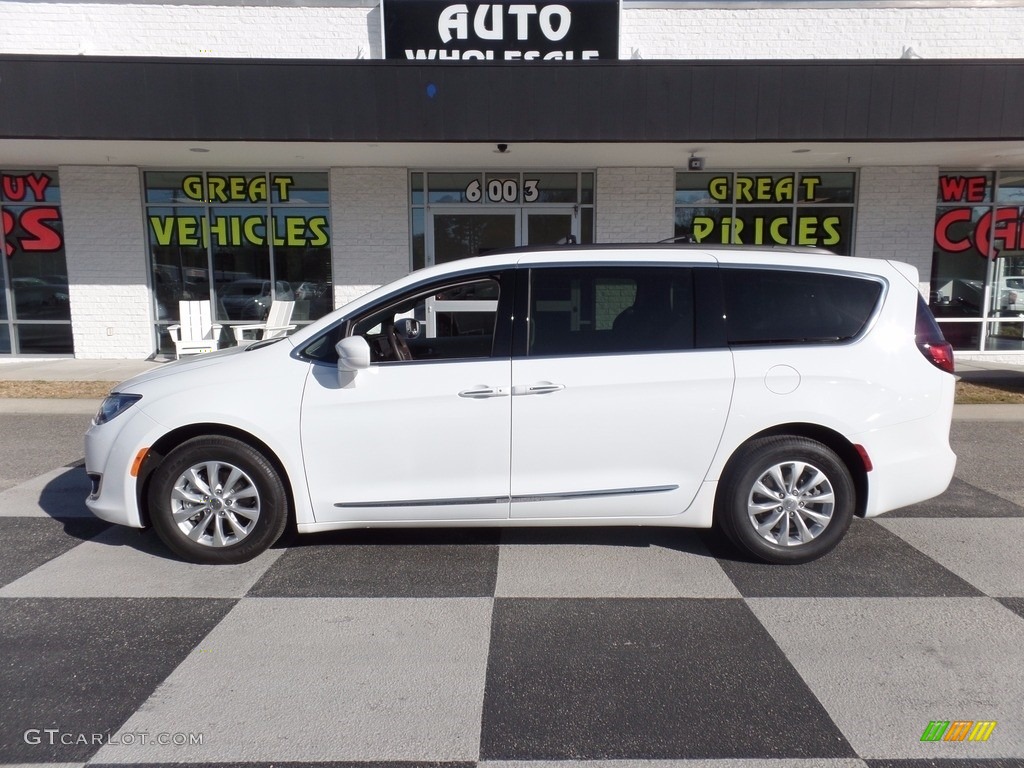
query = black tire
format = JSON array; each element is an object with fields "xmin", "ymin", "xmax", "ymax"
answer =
[
  {"xmin": 148, "ymin": 436, "xmax": 288, "ymax": 564},
  {"xmin": 716, "ymin": 436, "xmax": 855, "ymax": 564}
]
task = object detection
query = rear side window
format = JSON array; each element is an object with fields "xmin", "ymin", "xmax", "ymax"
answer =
[
  {"xmin": 722, "ymin": 268, "xmax": 883, "ymax": 345},
  {"xmin": 528, "ymin": 266, "xmax": 695, "ymax": 356}
]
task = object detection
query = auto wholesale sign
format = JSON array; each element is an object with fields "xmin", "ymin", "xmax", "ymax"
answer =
[{"xmin": 383, "ymin": 0, "xmax": 619, "ymax": 61}]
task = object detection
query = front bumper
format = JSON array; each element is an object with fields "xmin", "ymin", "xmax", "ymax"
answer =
[{"xmin": 84, "ymin": 407, "xmax": 162, "ymax": 528}]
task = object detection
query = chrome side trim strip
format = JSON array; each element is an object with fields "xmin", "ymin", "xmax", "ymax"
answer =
[
  {"xmin": 335, "ymin": 496, "xmax": 509, "ymax": 508},
  {"xmin": 334, "ymin": 485, "xmax": 679, "ymax": 508},
  {"xmin": 511, "ymin": 485, "xmax": 679, "ymax": 503}
]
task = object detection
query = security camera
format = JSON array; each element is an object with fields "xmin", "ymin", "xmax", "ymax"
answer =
[{"xmin": 496, "ymin": 143, "xmax": 509, "ymax": 153}]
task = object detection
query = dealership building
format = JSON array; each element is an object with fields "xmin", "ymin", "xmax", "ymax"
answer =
[{"xmin": 0, "ymin": 0, "xmax": 1023, "ymax": 359}]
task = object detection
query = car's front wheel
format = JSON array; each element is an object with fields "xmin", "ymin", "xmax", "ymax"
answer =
[
  {"xmin": 717, "ymin": 436, "xmax": 855, "ymax": 564},
  {"xmin": 148, "ymin": 436, "xmax": 288, "ymax": 564}
]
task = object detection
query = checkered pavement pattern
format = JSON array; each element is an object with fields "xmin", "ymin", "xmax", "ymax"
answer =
[{"xmin": 0, "ymin": 420, "xmax": 1022, "ymax": 768}]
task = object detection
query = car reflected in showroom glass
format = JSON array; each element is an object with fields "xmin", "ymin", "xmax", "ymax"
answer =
[{"xmin": 85, "ymin": 246, "xmax": 957, "ymax": 565}]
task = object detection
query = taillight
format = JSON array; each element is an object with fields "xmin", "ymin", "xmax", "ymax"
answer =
[{"xmin": 915, "ymin": 296, "xmax": 955, "ymax": 374}]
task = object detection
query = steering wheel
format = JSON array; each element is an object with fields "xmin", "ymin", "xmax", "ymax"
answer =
[{"xmin": 386, "ymin": 323, "xmax": 413, "ymax": 361}]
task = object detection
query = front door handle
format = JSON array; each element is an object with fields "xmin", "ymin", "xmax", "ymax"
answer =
[
  {"xmin": 512, "ymin": 382, "xmax": 565, "ymax": 396},
  {"xmin": 459, "ymin": 385, "xmax": 510, "ymax": 399}
]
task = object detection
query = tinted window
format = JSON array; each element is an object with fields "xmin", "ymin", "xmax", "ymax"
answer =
[
  {"xmin": 722, "ymin": 268, "xmax": 883, "ymax": 345},
  {"xmin": 529, "ymin": 267, "xmax": 695, "ymax": 356}
]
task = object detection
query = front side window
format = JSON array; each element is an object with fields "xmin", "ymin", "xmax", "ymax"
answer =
[
  {"xmin": 722, "ymin": 268, "xmax": 883, "ymax": 345},
  {"xmin": 528, "ymin": 267, "xmax": 695, "ymax": 356},
  {"xmin": 304, "ymin": 275, "xmax": 505, "ymax": 364}
]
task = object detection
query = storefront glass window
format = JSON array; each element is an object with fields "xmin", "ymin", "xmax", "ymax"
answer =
[
  {"xmin": 0, "ymin": 170, "xmax": 73, "ymax": 355},
  {"xmin": 272, "ymin": 206, "xmax": 332, "ymax": 322},
  {"xmin": 674, "ymin": 171, "xmax": 857, "ymax": 254},
  {"xmin": 272, "ymin": 173, "xmax": 329, "ymax": 205},
  {"xmin": 581, "ymin": 172, "xmax": 594, "ymax": 205},
  {"xmin": 145, "ymin": 171, "xmax": 332, "ymax": 354},
  {"xmin": 931, "ymin": 171, "xmax": 1024, "ymax": 352},
  {"xmin": 411, "ymin": 208, "xmax": 426, "ymax": 271},
  {"xmin": 410, "ymin": 173, "xmax": 425, "ymax": 206},
  {"xmin": 427, "ymin": 173, "xmax": 482, "ymax": 204}
]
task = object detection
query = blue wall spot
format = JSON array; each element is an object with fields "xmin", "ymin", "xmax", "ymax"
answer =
[{"xmin": 426, "ymin": 82, "xmax": 438, "ymax": 99}]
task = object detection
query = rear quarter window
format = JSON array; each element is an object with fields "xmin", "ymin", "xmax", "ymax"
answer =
[{"xmin": 722, "ymin": 268, "xmax": 883, "ymax": 345}]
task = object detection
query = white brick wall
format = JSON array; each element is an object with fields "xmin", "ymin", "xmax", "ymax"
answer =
[
  {"xmin": 854, "ymin": 166, "xmax": 938, "ymax": 289},
  {"xmin": 59, "ymin": 166, "xmax": 154, "ymax": 358},
  {"xmin": 596, "ymin": 168, "xmax": 675, "ymax": 244},
  {"xmin": 0, "ymin": 3, "xmax": 379, "ymax": 58},
  {"xmin": 329, "ymin": 168, "xmax": 409, "ymax": 308},
  {"xmin": 621, "ymin": 6, "xmax": 1024, "ymax": 60},
  {"xmin": 1, "ymin": 2, "xmax": 1019, "ymax": 60}
]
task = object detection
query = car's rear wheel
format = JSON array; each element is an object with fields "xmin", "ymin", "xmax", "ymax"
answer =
[
  {"xmin": 148, "ymin": 436, "xmax": 288, "ymax": 564},
  {"xmin": 717, "ymin": 436, "xmax": 854, "ymax": 564}
]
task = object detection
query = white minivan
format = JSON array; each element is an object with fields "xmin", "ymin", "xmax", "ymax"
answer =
[{"xmin": 85, "ymin": 246, "xmax": 957, "ymax": 565}]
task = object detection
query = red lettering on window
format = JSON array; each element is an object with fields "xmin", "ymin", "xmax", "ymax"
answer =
[
  {"xmin": 25, "ymin": 174, "xmax": 52, "ymax": 203},
  {"xmin": 934, "ymin": 208, "xmax": 973, "ymax": 252},
  {"xmin": 2, "ymin": 175, "xmax": 26, "ymax": 202},
  {"xmin": 2, "ymin": 210, "xmax": 13, "ymax": 257},
  {"xmin": 938, "ymin": 175, "xmax": 988, "ymax": 203},
  {"xmin": 18, "ymin": 207, "xmax": 62, "ymax": 252}
]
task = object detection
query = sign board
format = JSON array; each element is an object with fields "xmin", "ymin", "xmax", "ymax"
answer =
[{"xmin": 383, "ymin": 0, "xmax": 620, "ymax": 61}]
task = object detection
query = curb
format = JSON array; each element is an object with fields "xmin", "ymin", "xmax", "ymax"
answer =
[
  {"xmin": 952, "ymin": 404, "xmax": 1024, "ymax": 421},
  {"xmin": 0, "ymin": 398, "xmax": 102, "ymax": 415}
]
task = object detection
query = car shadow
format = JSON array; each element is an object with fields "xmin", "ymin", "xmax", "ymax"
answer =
[{"xmin": 278, "ymin": 524, "xmax": 724, "ymax": 560}]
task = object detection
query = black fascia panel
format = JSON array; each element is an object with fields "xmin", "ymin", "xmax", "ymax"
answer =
[{"xmin": 2, "ymin": 56, "xmax": 1023, "ymax": 144}]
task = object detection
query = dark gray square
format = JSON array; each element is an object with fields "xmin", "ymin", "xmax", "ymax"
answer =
[
  {"xmin": 480, "ymin": 597, "xmax": 855, "ymax": 760},
  {"xmin": 883, "ymin": 477, "xmax": 1024, "ymax": 518},
  {"xmin": 999, "ymin": 597, "xmax": 1024, "ymax": 621},
  {"xmin": 707, "ymin": 520, "xmax": 983, "ymax": 598},
  {"xmin": 0, "ymin": 516, "xmax": 108, "ymax": 587},
  {"xmin": 0, "ymin": 597, "xmax": 235, "ymax": 763},
  {"xmin": 248, "ymin": 529, "xmax": 500, "ymax": 597}
]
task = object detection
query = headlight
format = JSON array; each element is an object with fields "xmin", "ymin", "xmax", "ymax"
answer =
[{"xmin": 94, "ymin": 393, "xmax": 142, "ymax": 425}]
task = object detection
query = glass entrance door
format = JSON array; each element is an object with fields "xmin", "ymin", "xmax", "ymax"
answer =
[
  {"xmin": 430, "ymin": 210, "xmax": 519, "ymax": 265},
  {"xmin": 428, "ymin": 207, "xmax": 578, "ymax": 267},
  {"xmin": 523, "ymin": 210, "xmax": 578, "ymax": 246}
]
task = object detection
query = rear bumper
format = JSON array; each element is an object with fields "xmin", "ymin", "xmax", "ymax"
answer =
[{"xmin": 858, "ymin": 376, "xmax": 956, "ymax": 517}]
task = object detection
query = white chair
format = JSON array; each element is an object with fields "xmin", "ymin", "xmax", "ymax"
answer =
[
  {"xmin": 232, "ymin": 300, "xmax": 297, "ymax": 343},
  {"xmin": 168, "ymin": 300, "xmax": 222, "ymax": 359}
]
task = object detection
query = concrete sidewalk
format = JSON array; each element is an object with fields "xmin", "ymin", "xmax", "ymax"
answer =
[
  {"xmin": 0, "ymin": 357, "xmax": 167, "ymax": 382},
  {"xmin": 0, "ymin": 357, "xmax": 170, "ymax": 414},
  {"xmin": 0, "ymin": 355, "xmax": 1022, "ymax": 419}
]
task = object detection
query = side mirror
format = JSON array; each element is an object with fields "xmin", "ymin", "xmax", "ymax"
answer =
[
  {"xmin": 336, "ymin": 336, "xmax": 370, "ymax": 375},
  {"xmin": 394, "ymin": 317, "xmax": 421, "ymax": 340}
]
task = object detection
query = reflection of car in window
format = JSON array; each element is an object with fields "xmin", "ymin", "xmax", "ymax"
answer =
[
  {"xmin": 11, "ymin": 276, "xmax": 70, "ymax": 317},
  {"xmin": 219, "ymin": 279, "xmax": 295, "ymax": 320},
  {"xmin": 998, "ymin": 277, "xmax": 1023, "ymax": 311}
]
